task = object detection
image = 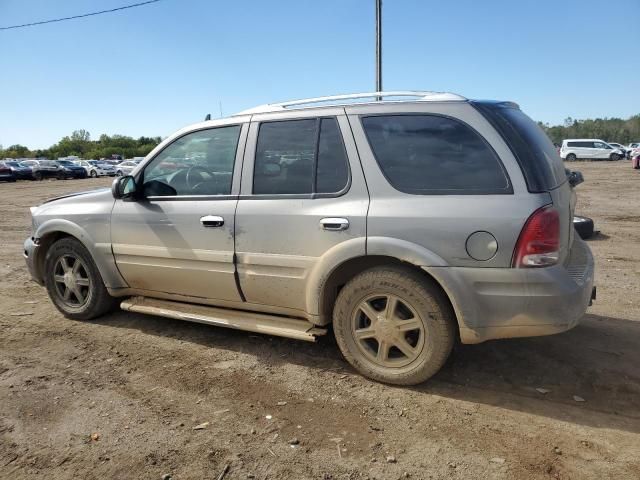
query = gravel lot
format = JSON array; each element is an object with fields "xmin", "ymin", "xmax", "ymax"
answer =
[{"xmin": 1, "ymin": 163, "xmax": 639, "ymax": 480}]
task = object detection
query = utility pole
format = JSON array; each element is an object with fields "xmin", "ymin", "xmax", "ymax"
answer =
[{"xmin": 375, "ymin": 0, "xmax": 382, "ymax": 99}]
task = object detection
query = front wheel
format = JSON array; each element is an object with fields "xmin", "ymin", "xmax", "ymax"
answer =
[
  {"xmin": 610, "ymin": 153, "xmax": 621, "ymax": 161},
  {"xmin": 116, "ymin": 170, "xmax": 123, "ymax": 177},
  {"xmin": 44, "ymin": 237, "xmax": 118, "ymax": 320},
  {"xmin": 90, "ymin": 170, "xmax": 98, "ymax": 178},
  {"xmin": 333, "ymin": 266, "xmax": 456, "ymax": 385}
]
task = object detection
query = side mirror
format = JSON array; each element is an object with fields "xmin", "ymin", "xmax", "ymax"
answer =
[
  {"xmin": 566, "ymin": 169, "xmax": 584, "ymax": 188},
  {"xmin": 112, "ymin": 175, "xmax": 137, "ymax": 199}
]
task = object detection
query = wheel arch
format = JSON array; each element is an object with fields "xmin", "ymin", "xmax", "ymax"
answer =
[
  {"xmin": 315, "ymin": 254, "xmax": 461, "ymax": 341},
  {"xmin": 33, "ymin": 220, "xmax": 127, "ymax": 289}
]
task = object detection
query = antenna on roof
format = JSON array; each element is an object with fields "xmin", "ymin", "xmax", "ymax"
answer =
[
  {"xmin": 204, "ymin": 113, "xmax": 211, "ymax": 121},
  {"xmin": 375, "ymin": 0, "xmax": 382, "ymax": 100}
]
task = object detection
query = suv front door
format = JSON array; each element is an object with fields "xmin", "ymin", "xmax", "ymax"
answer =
[
  {"xmin": 111, "ymin": 121, "xmax": 249, "ymax": 301},
  {"xmin": 235, "ymin": 111, "xmax": 368, "ymax": 316}
]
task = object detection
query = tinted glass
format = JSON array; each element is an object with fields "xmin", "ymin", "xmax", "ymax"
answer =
[
  {"xmin": 143, "ymin": 126, "xmax": 240, "ymax": 196},
  {"xmin": 316, "ymin": 118, "xmax": 349, "ymax": 193},
  {"xmin": 473, "ymin": 102, "xmax": 566, "ymax": 192},
  {"xmin": 253, "ymin": 119, "xmax": 316, "ymax": 194},
  {"xmin": 362, "ymin": 115, "xmax": 510, "ymax": 194}
]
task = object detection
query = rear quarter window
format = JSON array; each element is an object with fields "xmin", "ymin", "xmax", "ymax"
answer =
[
  {"xmin": 472, "ymin": 101, "xmax": 567, "ymax": 192},
  {"xmin": 361, "ymin": 114, "xmax": 512, "ymax": 195}
]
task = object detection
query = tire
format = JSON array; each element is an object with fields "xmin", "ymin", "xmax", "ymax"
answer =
[
  {"xmin": 44, "ymin": 237, "xmax": 118, "ymax": 320},
  {"xmin": 116, "ymin": 170, "xmax": 123, "ymax": 177},
  {"xmin": 34, "ymin": 171, "xmax": 43, "ymax": 181},
  {"xmin": 90, "ymin": 170, "xmax": 98, "ymax": 178},
  {"xmin": 57, "ymin": 173, "xmax": 66, "ymax": 180},
  {"xmin": 333, "ymin": 266, "xmax": 456, "ymax": 385},
  {"xmin": 573, "ymin": 215, "xmax": 595, "ymax": 240},
  {"xmin": 565, "ymin": 153, "xmax": 577, "ymax": 162},
  {"xmin": 610, "ymin": 153, "xmax": 621, "ymax": 161}
]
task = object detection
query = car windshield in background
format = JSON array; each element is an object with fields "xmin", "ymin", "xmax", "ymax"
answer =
[
  {"xmin": 472, "ymin": 101, "xmax": 567, "ymax": 193},
  {"xmin": 5, "ymin": 162, "xmax": 21, "ymax": 167},
  {"xmin": 57, "ymin": 161, "xmax": 75, "ymax": 166}
]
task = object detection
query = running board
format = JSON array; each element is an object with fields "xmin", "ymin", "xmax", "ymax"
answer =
[{"xmin": 120, "ymin": 296, "xmax": 327, "ymax": 342}]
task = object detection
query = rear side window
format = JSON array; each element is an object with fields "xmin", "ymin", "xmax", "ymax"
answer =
[
  {"xmin": 253, "ymin": 117, "xmax": 349, "ymax": 195},
  {"xmin": 473, "ymin": 102, "xmax": 566, "ymax": 192},
  {"xmin": 361, "ymin": 114, "xmax": 511, "ymax": 195}
]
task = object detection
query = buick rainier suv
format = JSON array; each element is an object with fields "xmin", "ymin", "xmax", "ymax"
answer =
[{"xmin": 24, "ymin": 91, "xmax": 595, "ymax": 385}]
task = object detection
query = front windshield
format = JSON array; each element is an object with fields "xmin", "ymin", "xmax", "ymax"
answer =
[
  {"xmin": 88, "ymin": 161, "xmax": 99, "ymax": 166},
  {"xmin": 6, "ymin": 162, "xmax": 20, "ymax": 167},
  {"xmin": 57, "ymin": 160, "xmax": 74, "ymax": 166}
]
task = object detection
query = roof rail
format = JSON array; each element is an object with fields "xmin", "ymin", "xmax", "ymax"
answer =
[{"xmin": 235, "ymin": 90, "xmax": 466, "ymax": 115}]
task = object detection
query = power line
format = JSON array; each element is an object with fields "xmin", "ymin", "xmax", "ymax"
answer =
[{"xmin": 0, "ymin": 0, "xmax": 164, "ymax": 31}]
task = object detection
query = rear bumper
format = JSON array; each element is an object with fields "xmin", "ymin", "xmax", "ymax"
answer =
[{"xmin": 428, "ymin": 237, "xmax": 595, "ymax": 344}]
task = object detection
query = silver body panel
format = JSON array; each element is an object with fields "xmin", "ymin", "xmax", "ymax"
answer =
[{"xmin": 24, "ymin": 99, "xmax": 594, "ymax": 344}]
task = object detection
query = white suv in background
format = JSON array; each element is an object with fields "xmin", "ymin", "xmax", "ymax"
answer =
[{"xmin": 560, "ymin": 139, "xmax": 625, "ymax": 161}]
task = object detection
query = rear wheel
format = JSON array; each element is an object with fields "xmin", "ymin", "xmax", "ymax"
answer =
[
  {"xmin": 90, "ymin": 170, "xmax": 98, "ymax": 178},
  {"xmin": 565, "ymin": 153, "xmax": 577, "ymax": 162},
  {"xmin": 116, "ymin": 170, "xmax": 123, "ymax": 177},
  {"xmin": 333, "ymin": 266, "xmax": 456, "ymax": 385},
  {"xmin": 44, "ymin": 237, "xmax": 118, "ymax": 320},
  {"xmin": 34, "ymin": 171, "xmax": 43, "ymax": 181}
]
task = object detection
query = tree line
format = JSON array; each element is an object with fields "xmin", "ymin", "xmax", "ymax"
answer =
[
  {"xmin": 2, "ymin": 115, "xmax": 640, "ymax": 160},
  {"xmin": 539, "ymin": 115, "xmax": 640, "ymax": 145},
  {"xmin": 0, "ymin": 130, "xmax": 162, "ymax": 160}
]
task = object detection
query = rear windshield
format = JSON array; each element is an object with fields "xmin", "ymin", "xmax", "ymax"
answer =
[{"xmin": 472, "ymin": 101, "xmax": 566, "ymax": 192}]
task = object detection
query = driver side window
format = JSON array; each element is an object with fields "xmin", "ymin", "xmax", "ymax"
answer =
[{"xmin": 143, "ymin": 125, "xmax": 241, "ymax": 196}]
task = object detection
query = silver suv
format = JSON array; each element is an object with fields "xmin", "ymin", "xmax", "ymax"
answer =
[{"xmin": 24, "ymin": 91, "xmax": 595, "ymax": 385}]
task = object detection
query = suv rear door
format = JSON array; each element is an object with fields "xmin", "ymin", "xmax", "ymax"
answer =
[{"xmin": 235, "ymin": 109, "xmax": 368, "ymax": 316}]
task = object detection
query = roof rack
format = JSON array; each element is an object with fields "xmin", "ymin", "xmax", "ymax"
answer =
[{"xmin": 235, "ymin": 90, "xmax": 467, "ymax": 115}]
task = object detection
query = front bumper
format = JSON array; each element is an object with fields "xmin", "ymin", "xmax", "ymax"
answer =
[
  {"xmin": 24, "ymin": 236, "xmax": 44, "ymax": 285},
  {"xmin": 429, "ymin": 236, "xmax": 595, "ymax": 344}
]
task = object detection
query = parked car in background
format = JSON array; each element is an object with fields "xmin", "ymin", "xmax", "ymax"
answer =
[
  {"xmin": 560, "ymin": 139, "xmax": 625, "ymax": 161},
  {"xmin": 20, "ymin": 159, "xmax": 67, "ymax": 180},
  {"xmin": 74, "ymin": 160, "xmax": 116, "ymax": 177},
  {"xmin": 115, "ymin": 160, "xmax": 138, "ymax": 176},
  {"xmin": 628, "ymin": 142, "xmax": 640, "ymax": 159},
  {"xmin": 607, "ymin": 142, "xmax": 629, "ymax": 157},
  {"xmin": 0, "ymin": 162, "xmax": 16, "ymax": 182},
  {"xmin": 23, "ymin": 91, "xmax": 595, "ymax": 385},
  {"xmin": 0, "ymin": 160, "xmax": 34, "ymax": 180},
  {"xmin": 55, "ymin": 160, "xmax": 88, "ymax": 179}
]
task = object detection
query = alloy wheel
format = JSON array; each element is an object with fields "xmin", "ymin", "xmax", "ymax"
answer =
[
  {"xmin": 351, "ymin": 294, "xmax": 426, "ymax": 368},
  {"xmin": 52, "ymin": 254, "xmax": 91, "ymax": 307}
]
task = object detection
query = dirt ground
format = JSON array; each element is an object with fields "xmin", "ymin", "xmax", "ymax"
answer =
[{"xmin": 1, "ymin": 162, "xmax": 639, "ymax": 480}]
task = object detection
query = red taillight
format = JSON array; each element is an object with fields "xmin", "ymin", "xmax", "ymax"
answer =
[{"xmin": 512, "ymin": 206, "xmax": 560, "ymax": 268}]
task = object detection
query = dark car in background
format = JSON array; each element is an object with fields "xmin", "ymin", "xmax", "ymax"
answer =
[
  {"xmin": 0, "ymin": 161, "xmax": 32, "ymax": 180},
  {"xmin": 55, "ymin": 160, "xmax": 88, "ymax": 179},
  {"xmin": 0, "ymin": 163, "xmax": 16, "ymax": 182},
  {"xmin": 20, "ymin": 159, "xmax": 84, "ymax": 180},
  {"xmin": 20, "ymin": 160, "xmax": 61, "ymax": 180}
]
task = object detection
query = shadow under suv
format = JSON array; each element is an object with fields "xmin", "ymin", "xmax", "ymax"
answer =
[{"xmin": 24, "ymin": 91, "xmax": 595, "ymax": 385}]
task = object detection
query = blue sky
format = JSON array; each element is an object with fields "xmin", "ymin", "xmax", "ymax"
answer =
[{"xmin": 1, "ymin": 0, "xmax": 639, "ymax": 149}]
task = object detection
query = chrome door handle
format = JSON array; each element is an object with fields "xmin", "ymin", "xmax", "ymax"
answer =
[
  {"xmin": 200, "ymin": 215, "xmax": 224, "ymax": 228},
  {"xmin": 320, "ymin": 217, "xmax": 349, "ymax": 231}
]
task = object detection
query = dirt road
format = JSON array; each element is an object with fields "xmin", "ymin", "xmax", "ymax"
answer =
[{"xmin": 1, "ymin": 163, "xmax": 639, "ymax": 479}]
